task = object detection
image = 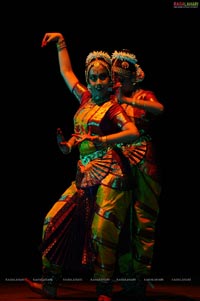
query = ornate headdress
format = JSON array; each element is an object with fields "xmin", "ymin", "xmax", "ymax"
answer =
[
  {"xmin": 111, "ymin": 49, "xmax": 145, "ymax": 83},
  {"xmin": 85, "ymin": 51, "xmax": 112, "ymax": 84}
]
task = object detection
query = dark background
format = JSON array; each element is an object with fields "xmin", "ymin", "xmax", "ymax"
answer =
[{"xmin": 2, "ymin": 1, "xmax": 199, "ymax": 283}]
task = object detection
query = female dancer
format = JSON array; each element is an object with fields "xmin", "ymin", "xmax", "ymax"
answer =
[
  {"xmin": 111, "ymin": 49, "xmax": 164, "ymax": 300},
  {"xmin": 25, "ymin": 34, "xmax": 140, "ymax": 301}
]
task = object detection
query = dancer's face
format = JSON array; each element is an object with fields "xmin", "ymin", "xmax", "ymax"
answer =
[
  {"xmin": 112, "ymin": 71, "xmax": 135, "ymax": 94},
  {"xmin": 88, "ymin": 63, "xmax": 111, "ymax": 102}
]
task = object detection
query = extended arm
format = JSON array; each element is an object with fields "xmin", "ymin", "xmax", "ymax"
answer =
[
  {"xmin": 73, "ymin": 121, "xmax": 139, "ymax": 146},
  {"xmin": 118, "ymin": 89, "xmax": 164, "ymax": 115},
  {"xmin": 57, "ymin": 128, "xmax": 78, "ymax": 155},
  {"xmin": 41, "ymin": 32, "xmax": 79, "ymax": 93}
]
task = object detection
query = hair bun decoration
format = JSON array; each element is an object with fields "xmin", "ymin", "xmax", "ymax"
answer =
[{"xmin": 135, "ymin": 64, "xmax": 145, "ymax": 82}]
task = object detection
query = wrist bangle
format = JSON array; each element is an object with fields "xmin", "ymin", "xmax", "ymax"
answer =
[
  {"xmin": 56, "ymin": 39, "xmax": 67, "ymax": 51},
  {"xmin": 99, "ymin": 136, "xmax": 107, "ymax": 144},
  {"xmin": 131, "ymin": 99, "xmax": 138, "ymax": 106},
  {"xmin": 101, "ymin": 136, "xmax": 107, "ymax": 144},
  {"xmin": 138, "ymin": 100, "xmax": 146, "ymax": 109},
  {"xmin": 66, "ymin": 142, "xmax": 72, "ymax": 153}
]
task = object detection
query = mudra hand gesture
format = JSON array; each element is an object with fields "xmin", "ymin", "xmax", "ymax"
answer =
[
  {"xmin": 72, "ymin": 130, "xmax": 99, "ymax": 144},
  {"xmin": 41, "ymin": 32, "xmax": 64, "ymax": 47},
  {"xmin": 57, "ymin": 128, "xmax": 73, "ymax": 155}
]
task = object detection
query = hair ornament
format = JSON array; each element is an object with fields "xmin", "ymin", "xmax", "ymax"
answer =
[
  {"xmin": 86, "ymin": 51, "xmax": 111, "ymax": 67},
  {"xmin": 121, "ymin": 61, "xmax": 129, "ymax": 69},
  {"xmin": 111, "ymin": 50, "xmax": 138, "ymax": 65},
  {"xmin": 111, "ymin": 50, "xmax": 145, "ymax": 83},
  {"xmin": 135, "ymin": 63, "xmax": 145, "ymax": 82}
]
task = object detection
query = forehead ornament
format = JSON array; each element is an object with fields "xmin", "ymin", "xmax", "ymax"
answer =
[
  {"xmin": 93, "ymin": 61, "xmax": 101, "ymax": 68},
  {"xmin": 121, "ymin": 61, "xmax": 129, "ymax": 69}
]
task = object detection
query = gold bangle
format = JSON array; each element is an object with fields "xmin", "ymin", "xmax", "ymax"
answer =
[
  {"xmin": 66, "ymin": 142, "xmax": 72, "ymax": 153},
  {"xmin": 141, "ymin": 100, "xmax": 146, "ymax": 109},
  {"xmin": 56, "ymin": 39, "xmax": 67, "ymax": 51},
  {"xmin": 131, "ymin": 99, "xmax": 138, "ymax": 106},
  {"xmin": 102, "ymin": 136, "xmax": 107, "ymax": 143},
  {"xmin": 100, "ymin": 136, "xmax": 107, "ymax": 144}
]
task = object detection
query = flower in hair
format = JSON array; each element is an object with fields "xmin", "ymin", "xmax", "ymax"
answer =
[
  {"xmin": 111, "ymin": 50, "xmax": 138, "ymax": 65},
  {"xmin": 135, "ymin": 64, "xmax": 145, "ymax": 82},
  {"xmin": 86, "ymin": 51, "xmax": 111, "ymax": 66}
]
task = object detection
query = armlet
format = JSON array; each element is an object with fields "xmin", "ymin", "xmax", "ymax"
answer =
[{"xmin": 72, "ymin": 82, "xmax": 87, "ymax": 101}]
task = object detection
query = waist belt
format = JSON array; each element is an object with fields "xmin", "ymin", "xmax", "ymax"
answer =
[{"xmin": 80, "ymin": 147, "xmax": 111, "ymax": 166}]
